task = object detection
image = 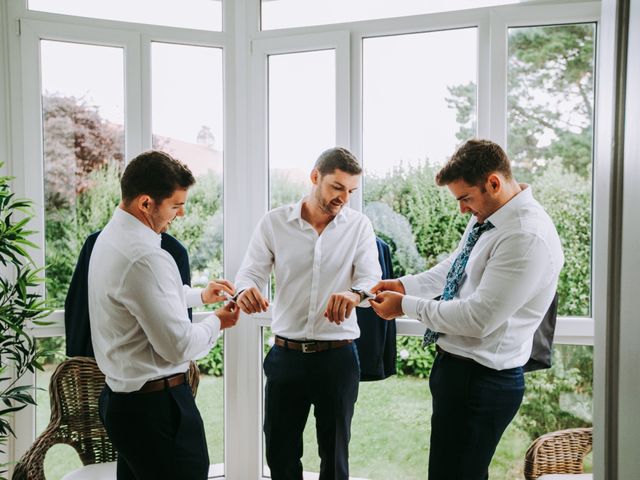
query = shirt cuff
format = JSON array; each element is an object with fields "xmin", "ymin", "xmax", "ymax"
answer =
[
  {"xmin": 186, "ymin": 288, "xmax": 205, "ymax": 308},
  {"xmin": 402, "ymin": 295, "xmax": 421, "ymax": 319},
  {"xmin": 191, "ymin": 315, "xmax": 222, "ymax": 360},
  {"xmin": 399, "ymin": 275, "xmax": 421, "ymax": 296}
]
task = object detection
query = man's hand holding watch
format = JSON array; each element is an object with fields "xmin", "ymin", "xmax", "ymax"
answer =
[{"xmin": 324, "ymin": 288, "xmax": 374, "ymax": 324}]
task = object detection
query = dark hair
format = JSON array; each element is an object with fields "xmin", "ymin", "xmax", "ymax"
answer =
[
  {"xmin": 314, "ymin": 147, "xmax": 362, "ymax": 176},
  {"xmin": 436, "ymin": 139, "xmax": 512, "ymax": 187},
  {"xmin": 120, "ymin": 150, "xmax": 195, "ymax": 204}
]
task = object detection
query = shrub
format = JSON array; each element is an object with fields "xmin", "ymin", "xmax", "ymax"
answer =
[
  {"xmin": 531, "ymin": 164, "xmax": 591, "ymax": 316},
  {"xmin": 0, "ymin": 167, "xmax": 51, "ymax": 476},
  {"xmin": 365, "ymin": 163, "xmax": 467, "ymax": 276},
  {"xmin": 196, "ymin": 342, "xmax": 224, "ymax": 377},
  {"xmin": 518, "ymin": 346, "xmax": 592, "ymax": 440},
  {"xmin": 395, "ymin": 337, "xmax": 437, "ymax": 378}
]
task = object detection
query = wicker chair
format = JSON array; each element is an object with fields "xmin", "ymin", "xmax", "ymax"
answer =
[
  {"xmin": 524, "ymin": 427, "xmax": 593, "ymax": 479},
  {"xmin": 13, "ymin": 357, "xmax": 200, "ymax": 480}
]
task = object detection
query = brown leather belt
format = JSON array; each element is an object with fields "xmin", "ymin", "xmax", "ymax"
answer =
[
  {"xmin": 137, "ymin": 372, "xmax": 187, "ymax": 393},
  {"xmin": 274, "ymin": 336, "xmax": 352, "ymax": 353},
  {"xmin": 436, "ymin": 345, "xmax": 474, "ymax": 363}
]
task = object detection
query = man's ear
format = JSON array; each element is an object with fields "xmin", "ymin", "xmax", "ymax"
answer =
[
  {"xmin": 310, "ymin": 168, "xmax": 320, "ymax": 185},
  {"xmin": 137, "ymin": 195, "xmax": 153, "ymax": 211},
  {"xmin": 487, "ymin": 173, "xmax": 501, "ymax": 193}
]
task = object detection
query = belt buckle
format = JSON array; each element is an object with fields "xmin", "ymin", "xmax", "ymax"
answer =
[{"xmin": 301, "ymin": 342, "xmax": 316, "ymax": 353}]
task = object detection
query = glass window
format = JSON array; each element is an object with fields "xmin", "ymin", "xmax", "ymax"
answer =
[
  {"xmin": 151, "ymin": 42, "xmax": 225, "ymax": 475},
  {"xmin": 268, "ymin": 50, "xmax": 335, "ymax": 209},
  {"xmin": 28, "ymin": 0, "xmax": 222, "ymax": 31},
  {"xmin": 41, "ymin": 40, "xmax": 125, "ymax": 309},
  {"xmin": 152, "ymin": 42, "xmax": 224, "ymax": 293},
  {"xmin": 262, "ymin": 0, "xmax": 519, "ymax": 30},
  {"xmin": 507, "ymin": 23, "xmax": 596, "ymax": 317},
  {"xmin": 362, "ymin": 28, "xmax": 478, "ymax": 277},
  {"xmin": 493, "ymin": 344, "xmax": 594, "ymax": 477}
]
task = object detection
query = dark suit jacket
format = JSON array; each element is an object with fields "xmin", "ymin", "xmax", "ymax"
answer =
[
  {"xmin": 355, "ymin": 237, "xmax": 397, "ymax": 381},
  {"xmin": 64, "ymin": 230, "xmax": 191, "ymax": 357}
]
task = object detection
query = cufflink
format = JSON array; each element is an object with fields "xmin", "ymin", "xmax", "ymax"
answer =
[{"xmin": 349, "ymin": 288, "xmax": 375, "ymax": 302}]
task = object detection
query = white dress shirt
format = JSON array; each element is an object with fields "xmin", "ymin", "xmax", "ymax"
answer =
[
  {"xmin": 400, "ymin": 185, "xmax": 564, "ymax": 370},
  {"xmin": 235, "ymin": 199, "xmax": 381, "ymax": 341},
  {"xmin": 88, "ymin": 208, "xmax": 221, "ymax": 392}
]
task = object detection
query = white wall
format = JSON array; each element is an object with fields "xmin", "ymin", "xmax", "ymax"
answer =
[{"xmin": 618, "ymin": 0, "xmax": 640, "ymax": 476}]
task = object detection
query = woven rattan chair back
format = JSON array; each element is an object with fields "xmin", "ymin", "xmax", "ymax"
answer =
[
  {"xmin": 13, "ymin": 357, "xmax": 201, "ymax": 479},
  {"xmin": 524, "ymin": 427, "xmax": 593, "ymax": 479}
]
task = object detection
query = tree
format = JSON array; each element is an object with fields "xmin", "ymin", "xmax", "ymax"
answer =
[
  {"xmin": 445, "ymin": 81, "xmax": 476, "ymax": 144},
  {"xmin": 507, "ymin": 24, "xmax": 594, "ymax": 177},
  {"xmin": 196, "ymin": 125, "xmax": 216, "ymax": 150},
  {"xmin": 42, "ymin": 94, "xmax": 124, "ymax": 309},
  {"xmin": 446, "ymin": 24, "xmax": 595, "ymax": 178},
  {"xmin": 42, "ymin": 94, "xmax": 123, "ymax": 209}
]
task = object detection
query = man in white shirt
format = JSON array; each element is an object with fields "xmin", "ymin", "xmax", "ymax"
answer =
[
  {"xmin": 235, "ymin": 147, "xmax": 381, "ymax": 480},
  {"xmin": 370, "ymin": 139, "xmax": 564, "ymax": 479},
  {"xmin": 88, "ymin": 150, "xmax": 239, "ymax": 480}
]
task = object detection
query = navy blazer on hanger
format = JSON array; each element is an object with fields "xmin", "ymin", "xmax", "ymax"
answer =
[{"xmin": 355, "ymin": 237, "xmax": 397, "ymax": 381}]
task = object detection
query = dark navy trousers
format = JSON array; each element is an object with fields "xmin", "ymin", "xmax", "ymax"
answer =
[
  {"xmin": 263, "ymin": 342, "xmax": 360, "ymax": 480},
  {"xmin": 99, "ymin": 382, "xmax": 209, "ymax": 480},
  {"xmin": 428, "ymin": 351, "xmax": 525, "ymax": 480}
]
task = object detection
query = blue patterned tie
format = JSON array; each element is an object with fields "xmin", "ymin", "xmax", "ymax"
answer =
[{"xmin": 423, "ymin": 221, "xmax": 495, "ymax": 347}]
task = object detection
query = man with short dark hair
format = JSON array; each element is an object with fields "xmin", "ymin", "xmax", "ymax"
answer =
[
  {"xmin": 88, "ymin": 150, "xmax": 239, "ymax": 480},
  {"xmin": 370, "ymin": 139, "xmax": 564, "ymax": 479},
  {"xmin": 235, "ymin": 147, "xmax": 381, "ymax": 480}
]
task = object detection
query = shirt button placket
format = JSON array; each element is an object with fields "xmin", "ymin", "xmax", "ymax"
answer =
[{"xmin": 306, "ymin": 234, "xmax": 322, "ymax": 339}]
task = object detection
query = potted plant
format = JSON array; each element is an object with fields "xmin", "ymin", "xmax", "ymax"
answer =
[{"xmin": 0, "ymin": 164, "xmax": 51, "ymax": 479}]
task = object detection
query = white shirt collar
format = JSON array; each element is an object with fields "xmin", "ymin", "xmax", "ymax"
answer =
[
  {"xmin": 486, "ymin": 183, "xmax": 532, "ymax": 229},
  {"xmin": 286, "ymin": 197, "xmax": 349, "ymax": 229},
  {"xmin": 113, "ymin": 207, "xmax": 162, "ymax": 248}
]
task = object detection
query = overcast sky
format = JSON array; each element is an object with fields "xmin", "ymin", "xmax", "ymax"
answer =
[{"xmin": 39, "ymin": 4, "xmax": 480, "ymax": 177}]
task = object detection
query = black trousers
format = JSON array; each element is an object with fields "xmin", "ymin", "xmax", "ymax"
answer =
[
  {"xmin": 428, "ymin": 351, "xmax": 525, "ymax": 480},
  {"xmin": 99, "ymin": 382, "xmax": 209, "ymax": 480},
  {"xmin": 263, "ymin": 342, "xmax": 360, "ymax": 480}
]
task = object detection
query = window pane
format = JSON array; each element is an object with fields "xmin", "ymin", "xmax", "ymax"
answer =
[
  {"xmin": 152, "ymin": 42, "xmax": 225, "ymax": 474},
  {"xmin": 28, "ymin": 0, "xmax": 221, "ymax": 31},
  {"xmin": 363, "ymin": 28, "xmax": 477, "ymax": 277},
  {"xmin": 41, "ymin": 40, "xmax": 125, "ymax": 309},
  {"xmin": 262, "ymin": 0, "xmax": 519, "ymax": 30},
  {"xmin": 507, "ymin": 23, "xmax": 596, "ymax": 317},
  {"xmin": 152, "ymin": 42, "xmax": 224, "ymax": 291},
  {"xmin": 268, "ymin": 50, "xmax": 335, "ymax": 209},
  {"xmin": 493, "ymin": 344, "xmax": 593, "ymax": 477}
]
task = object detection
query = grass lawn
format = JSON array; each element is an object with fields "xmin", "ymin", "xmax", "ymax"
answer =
[{"xmin": 35, "ymin": 369, "xmax": 531, "ymax": 479}]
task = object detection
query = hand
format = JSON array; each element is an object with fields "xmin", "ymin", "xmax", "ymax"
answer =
[
  {"xmin": 371, "ymin": 279, "xmax": 405, "ymax": 295},
  {"xmin": 201, "ymin": 279, "xmax": 236, "ymax": 304},
  {"xmin": 324, "ymin": 291, "xmax": 360, "ymax": 325},
  {"xmin": 236, "ymin": 287, "xmax": 270, "ymax": 314},
  {"xmin": 369, "ymin": 291, "xmax": 405, "ymax": 320},
  {"xmin": 215, "ymin": 302, "xmax": 240, "ymax": 330}
]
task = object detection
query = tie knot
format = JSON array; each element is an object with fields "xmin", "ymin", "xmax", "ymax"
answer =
[{"xmin": 473, "ymin": 221, "xmax": 495, "ymax": 234}]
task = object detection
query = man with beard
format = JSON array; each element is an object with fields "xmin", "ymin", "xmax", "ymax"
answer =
[
  {"xmin": 235, "ymin": 147, "xmax": 381, "ymax": 480},
  {"xmin": 370, "ymin": 139, "xmax": 564, "ymax": 479}
]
